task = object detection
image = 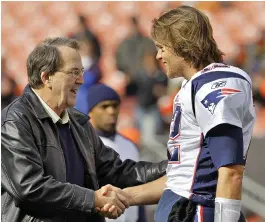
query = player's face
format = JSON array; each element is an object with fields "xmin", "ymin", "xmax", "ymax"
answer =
[
  {"xmin": 155, "ymin": 41, "xmax": 186, "ymax": 79},
  {"xmin": 89, "ymin": 100, "xmax": 120, "ymax": 133},
  {"xmin": 50, "ymin": 46, "xmax": 84, "ymax": 109}
]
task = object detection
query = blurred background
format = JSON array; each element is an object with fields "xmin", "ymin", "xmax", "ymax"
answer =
[{"xmin": 1, "ymin": 1, "xmax": 265, "ymax": 222}]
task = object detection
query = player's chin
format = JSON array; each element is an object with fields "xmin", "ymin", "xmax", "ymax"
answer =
[
  {"xmin": 168, "ymin": 70, "xmax": 183, "ymax": 79},
  {"xmin": 167, "ymin": 71, "xmax": 176, "ymax": 79}
]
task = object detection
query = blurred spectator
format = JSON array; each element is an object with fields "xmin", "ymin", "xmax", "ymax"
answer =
[
  {"xmin": 70, "ymin": 15, "xmax": 101, "ymax": 62},
  {"xmin": 115, "ymin": 16, "xmax": 157, "ymax": 96},
  {"xmin": 74, "ymin": 33, "xmax": 102, "ymax": 114},
  {"xmin": 75, "ymin": 83, "xmax": 147, "ymax": 222},
  {"xmin": 135, "ymin": 50, "xmax": 168, "ymax": 138},
  {"xmin": 252, "ymin": 31, "xmax": 265, "ymax": 74},
  {"xmin": 233, "ymin": 44, "xmax": 247, "ymax": 70},
  {"xmin": 249, "ymin": 33, "xmax": 265, "ymax": 107},
  {"xmin": 243, "ymin": 30, "xmax": 265, "ymax": 77},
  {"xmin": 253, "ymin": 71, "xmax": 265, "ymax": 107},
  {"xmin": 1, "ymin": 56, "xmax": 19, "ymax": 109}
]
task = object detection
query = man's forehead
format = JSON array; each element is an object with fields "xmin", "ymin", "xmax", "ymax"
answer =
[
  {"xmin": 58, "ymin": 46, "xmax": 83, "ymax": 69},
  {"xmin": 58, "ymin": 45, "xmax": 77, "ymax": 54}
]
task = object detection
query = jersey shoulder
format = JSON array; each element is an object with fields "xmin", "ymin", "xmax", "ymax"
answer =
[
  {"xmin": 191, "ymin": 64, "xmax": 251, "ymax": 96},
  {"xmin": 190, "ymin": 64, "xmax": 252, "ymax": 117}
]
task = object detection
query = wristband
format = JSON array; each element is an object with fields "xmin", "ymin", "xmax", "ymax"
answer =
[{"xmin": 215, "ymin": 197, "xmax": 242, "ymax": 222}]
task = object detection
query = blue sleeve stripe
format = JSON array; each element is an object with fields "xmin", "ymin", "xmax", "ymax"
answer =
[{"xmin": 191, "ymin": 71, "xmax": 250, "ymax": 117}]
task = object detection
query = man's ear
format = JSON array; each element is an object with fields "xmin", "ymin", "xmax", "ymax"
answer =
[{"xmin": 40, "ymin": 72, "xmax": 52, "ymax": 88}]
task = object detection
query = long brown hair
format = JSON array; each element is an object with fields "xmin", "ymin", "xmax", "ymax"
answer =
[{"xmin": 151, "ymin": 5, "xmax": 224, "ymax": 69}]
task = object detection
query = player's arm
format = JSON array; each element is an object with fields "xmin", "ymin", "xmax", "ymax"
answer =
[
  {"xmin": 215, "ymin": 165, "xmax": 244, "ymax": 221},
  {"xmin": 99, "ymin": 175, "xmax": 166, "ymax": 211},
  {"xmin": 216, "ymin": 165, "xmax": 244, "ymax": 199},
  {"xmin": 205, "ymin": 124, "xmax": 244, "ymax": 222},
  {"xmin": 123, "ymin": 175, "xmax": 166, "ymax": 206}
]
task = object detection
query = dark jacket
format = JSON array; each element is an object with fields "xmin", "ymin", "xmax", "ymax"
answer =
[{"xmin": 1, "ymin": 86, "xmax": 167, "ymax": 222}]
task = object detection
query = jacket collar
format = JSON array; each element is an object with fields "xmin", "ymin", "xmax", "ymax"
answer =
[
  {"xmin": 23, "ymin": 84, "xmax": 89, "ymax": 125},
  {"xmin": 23, "ymin": 85, "xmax": 50, "ymax": 120},
  {"xmin": 31, "ymin": 87, "xmax": 69, "ymax": 124}
]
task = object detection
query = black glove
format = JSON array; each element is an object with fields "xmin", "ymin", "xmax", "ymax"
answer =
[{"xmin": 168, "ymin": 197, "xmax": 197, "ymax": 222}]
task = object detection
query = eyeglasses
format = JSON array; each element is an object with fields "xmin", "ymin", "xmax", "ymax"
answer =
[{"xmin": 58, "ymin": 69, "xmax": 84, "ymax": 78}]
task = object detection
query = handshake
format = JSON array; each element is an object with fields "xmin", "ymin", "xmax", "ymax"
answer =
[{"xmin": 94, "ymin": 184, "xmax": 134, "ymax": 219}]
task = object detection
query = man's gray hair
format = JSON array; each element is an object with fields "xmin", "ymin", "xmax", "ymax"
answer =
[{"xmin": 27, "ymin": 37, "xmax": 80, "ymax": 89}]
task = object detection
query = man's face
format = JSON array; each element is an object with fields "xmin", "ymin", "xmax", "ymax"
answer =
[
  {"xmin": 154, "ymin": 41, "xmax": 186, "ymax": 79},
  {"xmin": 89, "ymin": 100, "xmax": 120, "ymax": 133},
  {"xmin": 50, "ymin": 46, "xmax": 84, "ymax": 109}
]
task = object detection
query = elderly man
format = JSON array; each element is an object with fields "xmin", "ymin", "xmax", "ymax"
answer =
[{"xmin": 1, "ymin": 37, "xmax": 167, "ymax": 222}]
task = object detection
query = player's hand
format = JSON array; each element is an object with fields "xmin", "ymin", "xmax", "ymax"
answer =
[{"xmin": 94, "ymin": 184, "xmax": 129, "ymax": 219}]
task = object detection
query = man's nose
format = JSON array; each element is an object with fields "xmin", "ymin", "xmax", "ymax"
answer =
[{"xmin": 76, "ymin": 75, "xmax": 84, "ymax": 84}]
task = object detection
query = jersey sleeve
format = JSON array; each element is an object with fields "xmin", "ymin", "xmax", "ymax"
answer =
[
  {"xmin": 206, "ymin": 124, "xmax": 245, "ymax": 168},
  {"xmin": 193, "ymin": 76, "xmax": 251, "ymax": 137}
]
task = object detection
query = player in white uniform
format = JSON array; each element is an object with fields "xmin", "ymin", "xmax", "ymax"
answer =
[
  {"xmin": 167, "ymin": 63, "xmax": 255, "ymax": 201},
  {"xmin": 162, "ymin": 63, "xmax": 255, "ymax": 222},
  {"xmin": 97, "ymin": 5, "xmax": 256, "ymax": 222}
]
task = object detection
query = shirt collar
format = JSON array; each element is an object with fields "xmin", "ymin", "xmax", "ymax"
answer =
[{"xmin": 31, "ymin": 88, "xmax": 69, "ymax": 124}]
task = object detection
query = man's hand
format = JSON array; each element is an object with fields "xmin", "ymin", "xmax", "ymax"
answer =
[{"xmin": 94, "ymin": 184, "xmax": 130, "ymax": 219}]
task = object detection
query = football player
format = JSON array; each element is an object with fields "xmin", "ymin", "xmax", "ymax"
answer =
[{"xmin": 97, "ymin": 5, "xmax": 256, "ymax": 222}]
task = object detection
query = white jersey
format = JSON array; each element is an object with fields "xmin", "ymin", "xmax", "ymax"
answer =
[
  {"xmin": 166, "ymin": 63, "xmax": 256, "ymax": 206},
  {"xmin": 99, "ymin": 133, "xmax": 140, "ymax": 222}
]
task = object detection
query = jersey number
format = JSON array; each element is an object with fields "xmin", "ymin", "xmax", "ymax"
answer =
[
  {"xmin": 168, "ymin": 104, "xmax": 182, "ymax": 163},
  {"xmin": 169, "ymin": 105, "xmax": 181, "ymax": 139},
  {"xmin": 168, "ymin": 145, "xmax": 180, "ymax": 163}
]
